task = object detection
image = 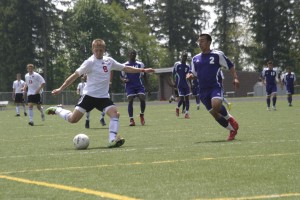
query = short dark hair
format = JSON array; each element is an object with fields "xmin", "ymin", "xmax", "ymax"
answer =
[
  {"xmin": 199, "ymin": 33, "xmax": 212, "ymax": 42},
  {"xmin": 267, "ymin": 60, "xmax": 273, "ymax": 65}
]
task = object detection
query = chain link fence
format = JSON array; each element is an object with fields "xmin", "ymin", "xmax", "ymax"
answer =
[{"xmin": 0, "ymin": 91, "xmax": 159, "ymax": 105}]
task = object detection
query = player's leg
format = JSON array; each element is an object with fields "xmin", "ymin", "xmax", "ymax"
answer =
[
  {"xmin": 105, "ymin": 105, "xmax": 125, "ymax": 148},
  {"xmin": 85, "ymin": 112, "xmax": 90, "ymax": 128},
  {"xmin": 137, "ymin": 93, "xmax": 146, "ymax": 125},
  {"xmin": 100, "ymin": 111, "xmax": 106, "ymax": 126},
  {"xmin": 27, "ymin": 102, "xmax": 34, "ymax": 126},
  {"xmin": 195, "ymin": 95, "xmax": 200, "ymax": 110},
  {"xmin": 15, "ymin": 102, "xmax": 20, "ymax": 116},
  {"xmin": 176, "ymin": 96, "xmax": 184, "ymax": 117},
  {"xmin": 36, "ymin": 94, "xmax": 45, "ymax": 121},
  {"xmin": 127, "ymin": 95, "xmax": 135, "ymax": 126}
]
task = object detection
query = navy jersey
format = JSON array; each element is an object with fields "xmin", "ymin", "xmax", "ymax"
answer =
[
  {"xmin": 121, "ymin": 61, "xmax": 145, "ymax": 88},
  {"xmin": 191, "ymin": 50, "xmax": 233, "ymax": 90},
  {"xmin": 172, "ymin": 61, "xmax": 190, "ymax": 88},
  {"xmin": 282, "ymin": 72, "xmax": 296, "ymax": 87},
  {"xmin": 261, "ymin": 68, "xmax": 279, "ymax": 86}
]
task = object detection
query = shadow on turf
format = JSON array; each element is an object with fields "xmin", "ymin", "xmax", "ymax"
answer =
[{"xmin": 195, "ymin": 139, "xmax": 241, "ymax": 144}]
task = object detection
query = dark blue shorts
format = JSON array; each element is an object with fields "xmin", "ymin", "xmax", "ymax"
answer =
[
  {"xmin": 126, "ymin": 86, "xmax": 145, "ymax": 97},
  {"xmin": 199, "ymin": 87, "xmax": 223, "ymax": 110},
  {"xmin": 178, "ymin": 86, "xmax": 190, "ymax": 96},
  {"xmin": 286, "ymin": 85, "xmax": 294, "ymax": 95},
  {"xmin": 266, "ymin": 85, "xmax": 277, "ymax": 96}
]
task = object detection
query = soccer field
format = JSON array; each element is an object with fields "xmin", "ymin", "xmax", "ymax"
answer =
[{"xmin": 1, "ymin": 97, "xmax": 300, "ymax": 200}]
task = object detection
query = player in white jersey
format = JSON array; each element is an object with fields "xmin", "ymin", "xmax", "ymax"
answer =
[
  {"xmin": 45, "ymin": 39, "xmax": 155, "ymax": 148},
  {"xmin": 24, "ymin": 64, "xmax": 46, "ymax": 126},
  {"xmin": 12, "ymin": 73, "xmax": 27, "ymax": 116}
]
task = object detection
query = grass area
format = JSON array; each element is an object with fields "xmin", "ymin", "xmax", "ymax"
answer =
[{"xmin": 0, "ymin": 97, "xmax": 300, "ymax": 200}]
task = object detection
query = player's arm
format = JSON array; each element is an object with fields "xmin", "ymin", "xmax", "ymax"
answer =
[
  {"xmin": 52, "ymin": 72, "xmax": 80, "ymax": 95},
  {"xmin": 12, "ymin": 88, "xmax": 16, "ymax": 100},
  {"xmin": 230, "ymin": 66, "xmax": 240, "ymax": 89},
  {"xmin": 123, "ymin": 66, "xmax": 155, "ymax": 74}
]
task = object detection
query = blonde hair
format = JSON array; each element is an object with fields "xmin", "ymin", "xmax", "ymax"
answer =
[
  {"xmin": 92, "ymin": 39, "xmax": 106, "ymax": 49},
  {"xmin": 26, "ymin": 64, "xmax": 34, "ymax": 69}
]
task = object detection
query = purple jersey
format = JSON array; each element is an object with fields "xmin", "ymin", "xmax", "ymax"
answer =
[
  {"xmin": 261, "ymin": 68, "xmax": 278, "ymax": 86},
  {"xmin": 172, "ymin": 61, "xmax": 190, "ymax": 89},
  {"xmin": 191, "ymin": 50, "xmax": 233, "ymax": 90},
  {"xmin": 282, "ymin": 72, "xmax": 296, "ymax": 87},
  {"xmin": 121, "ymin": 60, "xmax": 145, "ymax": 96}
]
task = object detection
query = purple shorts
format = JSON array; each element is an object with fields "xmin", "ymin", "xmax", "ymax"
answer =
[
  {"xmin": 126, "ymin": 86, "xmax": 145, "ymax": 97},
  {"xmin": 266, "ymin": 85, "xmax": 277, "ymax": 96},
  {"xmin": 199, "ymin": 87, "xmax": 223, "ymax": 110}
]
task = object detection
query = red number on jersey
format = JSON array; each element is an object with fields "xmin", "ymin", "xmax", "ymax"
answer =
[{"xmin": 103, "ymin": 66, "xmax": 108, "ymax": 72}]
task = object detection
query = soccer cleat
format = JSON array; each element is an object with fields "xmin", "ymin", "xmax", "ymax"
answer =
[
  {"xmin": 184, "ymin": 113, "xmax": 190, "ymax": 119},
  {"xmin": 267, "ymin": 107, "xmax": 271, "ymax": 111},
  {"xmin": 28, "ymin": 121, "xmax": 34, "ymax": 126},
  {"xmin": 85, "ymin": 120, "xmax": 90, "ymax": 129},
  {"xmin": 15, "ymin": 114, "xmax": 20, "ymax": 117},
  {"xmin": 272, "ymin": 106, "xmax": 276, "ymax": 110},
  {"xmin": 45, "ymin": 107, "xmax": 57, "ymax": 115},
  {"xmin": 227, "ymin": 103, "xmax": 232, "ymax": 111},
  {"xmin": 228, "ymin": 117, "xmax": 239, "ymax": 131},
  {"xmin": 100, "ymin": 118, "xmax": 106, "ymax": 126},
  {"xmin": 182, "ymin": 109, "xmax": 185, "ymax": 114},
  {"xmin": 227, "ymin": 130, "xmax": 238, "ymax": 141},
  {"xmin": 197, "ymin": 105, "xmax": 200, "ymax": 110},
  {"xmin": 24, "ymin": 112, "xmax": 27, "ymax": 116},
  {"xmin": 176, "ymin": 108, "xmax": 179, "ymax": 117},
  {"xmin": 289, "ymin": 103, "xmax": 292, "ymax": 107},
  {"xmin": 41, "ymin": 113, "xmax": 45, "ymax": 121},
  {"xmin": 140, "ymin": 113, "xmax": 145, "ymax": 125},
  {"xmin": 129, "ymin": 118, "xmax": 135, "ymax": 126},
  {"xmin": 107, "ymin": 136, "xmax": 125, "ymax": 148}
]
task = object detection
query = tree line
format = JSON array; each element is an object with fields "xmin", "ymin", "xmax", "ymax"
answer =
[{"xmin": 0, "ymin": 0, "xmax": 299, "ymax": 93}]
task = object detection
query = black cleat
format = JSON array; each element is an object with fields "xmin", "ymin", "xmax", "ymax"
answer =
[
  {"xmin": 85, "ymin": 120, "xmax": 90, "ymax": 129},
  {"xmin": 28, "ymin": 121, "xmax": 34, "ymax": 126},
  {"xmin": 100, "ymin": 118, "xmax": 106, "ymax": 126}
]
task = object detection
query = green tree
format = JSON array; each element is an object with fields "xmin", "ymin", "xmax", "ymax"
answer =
[
  {"xmin": 211, "ymin": 0, "xmax": 248, "ymax": 70},
  {"xmin": 248, "ymin": 0, "xmax": 294, "ymax": 71}
]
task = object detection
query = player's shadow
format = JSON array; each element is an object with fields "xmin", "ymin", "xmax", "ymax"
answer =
[{"xmin": 195, "ymin": 139, "xmax": 241, "ymax": 144}]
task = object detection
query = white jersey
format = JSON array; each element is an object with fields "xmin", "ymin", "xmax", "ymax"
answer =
[
  {"xmin": 76, "ymin": 55, "xmax": 125, "ymax": 98},
  {"xmin": 25, "ymin": 72, "xmax": 46, "ymax": 95},
  {"xmin": 12, "ymin": 80, "xmax": 26, "ymax": 93},
  {"xmin": 77, "ymin": 82, "xmax": 86, "ymax": 96}
]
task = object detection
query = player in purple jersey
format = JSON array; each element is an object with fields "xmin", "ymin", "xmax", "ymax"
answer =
[
  {"xmin": 281, "ymin": 67, "xmax": 296, "ymax": 106},
  {"xmin": 173, "ymin": 52, "xmax": 191, "ymax": 118},
  {"xmin": 45, "ymin": 39, "xmax": 155, "ymax": 148},
  {"xmin": 261, "ymin": 61, "xmax": 280, "ymax": 110},
  {"xmin": 187, "ymin": 33, "xmax": 240, "ymax": 141},
  {"xmin": 190, "ymin": 78, "xmax": 200, "ymax": 110},
  {"xmin": 120, "ymin": 49, "xmax": 151, "ymax": 126}
]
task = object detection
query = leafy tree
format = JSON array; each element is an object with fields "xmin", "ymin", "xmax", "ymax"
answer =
[
  {"xmin": 151, "ymin": 0, "xmax": 209, "ymax": 65},
  {"xmin": 211, "ymin": 0, "xmax": 248, "ymax": 70},
  {"xmin": 248, "ymin": 0, "xmax": 294, "ymax": 71}
]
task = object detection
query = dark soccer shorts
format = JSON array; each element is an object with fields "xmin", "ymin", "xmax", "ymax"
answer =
[
  {"xmin": 14, "ymin": 93, "xmax": 24, "ymax": 103},
  {"xmin": 27, "ymin": 94, "xmax": 42, "ymax": 104},
  {"xmin": 76, "ymin": 95, "xmax": 115, "ymax": 113}
]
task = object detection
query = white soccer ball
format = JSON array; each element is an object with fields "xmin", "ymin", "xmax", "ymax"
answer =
[{"xmin": 73, "ymin": 133, "xmax": 89, "ymax": 150}]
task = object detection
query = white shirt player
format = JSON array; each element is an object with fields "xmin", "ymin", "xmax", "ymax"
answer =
[
  {"xmin": 25, "ymin": 72, "xmax": 46, "ymax": 96},
  {"xmin": 76, "ymin": 55, "xmax": 125, "ymax": 98},
  {"xmin": 77, "ymin": 82, "xmax": 86, "ymax": 96},
  {"xmin": 13, "ymin": 80, "xmax": 26, "ymax": 94}
]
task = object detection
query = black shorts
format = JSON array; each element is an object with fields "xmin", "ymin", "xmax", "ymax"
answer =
[
  {"xmin": 15, "ymin": 93, "xmax": 24, "ymax": 103},
  {"xmin": 76, "ymin": 95, "xmax": 114, "ymax": 112},
  {"xmin": 27, "ymin": 94, "xmax": 42, "ymax": 104}
]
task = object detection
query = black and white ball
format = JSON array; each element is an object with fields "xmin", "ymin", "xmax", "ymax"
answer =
[{"xmin": 73, "ymin": 134, "xmax": 89, "ymax": 150}]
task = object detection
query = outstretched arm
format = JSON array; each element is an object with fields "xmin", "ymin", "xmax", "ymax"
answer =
[
  {"xmin": 52, "ymin": 72, "xmax": 80, "ymax": 95},
  {"xmin": 230, "ymin": 66, "xmax": 240, "ymax": 89},
  {"xmin": 123, "ymin": 66, "xmax": 155, "ymax": 74}
]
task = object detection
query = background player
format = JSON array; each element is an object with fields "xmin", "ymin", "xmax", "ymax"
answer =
[
  {"xmin": 12, "ymin": 73, "xmax": 27, "ymax": 116},
  {"xmin": 173, "ymin": 52, "xmax": 191, "ymax": 118},
  {"xmin": 261, "ymin": 61, "xmax": 280, "ymax": 111},
  {"xmin": 281, "ymin": 67, "xmax": 296, "ymax": 106},
  {"xmin": 120, "ymin": 49, "xmax": 151, "ymax": 126},
  {"xmin": 24, "ymin": 64, "xmax": 46, "ymax": 126}
]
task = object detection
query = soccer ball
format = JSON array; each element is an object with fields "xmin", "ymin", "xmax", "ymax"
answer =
[{"xmin": 73, "ymin": 133, "xmax": 89, "ymax": 150}]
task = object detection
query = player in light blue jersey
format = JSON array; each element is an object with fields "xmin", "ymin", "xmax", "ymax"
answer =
[
  {"xmin": 121, "ymin": 49, "xmax": 150, "ymax": 126},
  {"xmin": 187, "ymin": 33, "xmax": 240, "ymax": 141},
  {"xmin": 173, "ymin": 52, "xmax": 191, "ymax": 118},
  {"xmin": 281, "ymin": 67, "xmax": 296, "ymax": 106},
  {"xmin": 261, "ymin": 61, "xmax": 280, "ymax": 110}
]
